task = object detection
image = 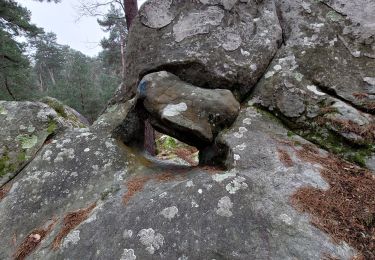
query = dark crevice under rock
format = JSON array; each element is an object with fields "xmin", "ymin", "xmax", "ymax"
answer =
[{"xmin": 313, "ymin": 81, "xmax": 375, "ymax": 115}]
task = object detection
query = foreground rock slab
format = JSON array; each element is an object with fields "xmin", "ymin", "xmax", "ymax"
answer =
[{"xmin": 0, "ymin": 103, "xmax": 356, "ymax": 259}]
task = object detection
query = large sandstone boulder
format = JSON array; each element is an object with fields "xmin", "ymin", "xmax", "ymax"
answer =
[
  {"xmin": 139, "ymin": 71, "xmax": 240, "ymax": 148},
  {"xmin": 251, "ymin": 0, "xmax": 375, "ymax": 169},
  {"xmin": 113, "ymin": 0, "xmax": 282, "ymax": 102},
  {"xmin": 0, "ymin": 100, "xmax": 88, "ymax": 186}
]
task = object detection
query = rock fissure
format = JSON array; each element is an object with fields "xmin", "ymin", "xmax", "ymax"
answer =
[{"xmin": 313, "ymin": 81, "xmax": 375, "ymax": 115}]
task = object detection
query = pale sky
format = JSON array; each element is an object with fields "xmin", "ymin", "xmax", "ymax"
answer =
[{"xmin": 19, "ymin": 0, "xmax": 148, "ymax": 57}]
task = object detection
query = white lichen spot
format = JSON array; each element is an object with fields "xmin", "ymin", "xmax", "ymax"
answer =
[
  {"xmin": 240, "ymin": 49, "xmax": 250, "ymax": 56},
  {"xmin": 212, "ymin": 169, "xmax": 237, "ymax": 182},
  {"xmin": 242, "ymin": 118, "xmax": 252, "ymax": 125},
  {"xmin": 273, "ymin": 65, "xmax": 282, "ymax": 71},
  {"xmin": 54, "ymin": 148, "xmax": 75, "ymax": 163},
  {"xmin": 105, "ymin": 141, "xmax": 115, "ymax": 149},
  {"xmin": 216, "ymin": 196, "xmax": 233, "ymax": 217},
  {"xmin": 250, "ymin": 64, "xmax": 257, "ymax": 71},
  {"xmin": 226, "ymin": 176, "xmax": 248, "ymax": 194},
  {"xmin": 198, "ymin": 189, "xmax": 203, "ymax": 194},
  {"xmin": 42, "ymin": 150, "xmax": 53, "ymax": 161},
  {"xmin": 62, "ymin": 230, "xmax": 80, "ymax": 248},
  {"xmin": 120, "ymin": 249, "xmax": 136, "ymax": 260},
  {"xmin": 307, "ymin": 85, "xmax": 325, "ymax": 96},
  {"xmin": 138, "ymin": 228, "xmax": 164, "ymax": 254},
  {"xmin": 235, "ymin": 143, "xmax": 246, "ymax": 151},
  {"xmin": 162, "ymin": 103, "xmax": 188, "ymax": 117},
  {"xmin": 265, "ymin": 71, "xmax": 275, "ymax": 79},
  {"xmin": 185, "ymin": 180, "xmax": 194, "ymax": 187},
  {"xmin": 239, "ymin": 127, "xmax": 248, "ymax": 133},
  {"xmin": 279, "ymin": 214, "xmax": 293, "ymax": 225},
  {"xmin": 141, "ymin": 0, "xmax": 174, "ymax": 29},
  {"xmin": 221, "ymin": 33, "xmax": 242, "ymax": 51},
  {"xmin": 160, "ymin": 206, "xmax": 179, "ymax": 220},
  {"xmin": 173, "ymin": 6, "xmax": 224, "ymax": 42},
  {"xmin": 234, "ymin": 154, "xmax": 241, "ymax": 161},
  {"xmin": 84, "ymin": 148, "xmax": 90, "ymax": 152},
  {"xmin": 234, "ymin": 127, "xmax": 248, "ymax": 139},
  {"xmin": 178, "ymin": 255, "xmax": 188, "ymax": 260},
  {"xmin": 123, "ymin": 230, "xmax": 133, "ymax": 239},
  {"xmin": 191, "ymin": 200, "xmax": 199, "ymax": 208},
  {"xmin": 159, "ymin": 192, "xmax": 168, "ymax": 198}
]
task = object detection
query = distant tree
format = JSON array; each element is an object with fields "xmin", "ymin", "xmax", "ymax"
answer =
[
  {"xmin": 97, "ymin": 4, "xmax": 127, "ymax": 78},
  {"xmin": 0, "ymin": 0, "xmax": 41, "ymax": 100},
  {"xmin": 30, "ymin": 32, "xmax": 66, "ymax": 91}
]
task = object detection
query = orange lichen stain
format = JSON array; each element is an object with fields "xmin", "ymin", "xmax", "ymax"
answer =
[
  {"xmin": 123, "ymin": 176, "xmax": 152, "ymax": 204},
  {"xmin": 277, "ymin": 147, "xmax": 294, "ymax": 168},
  {"xmin": 123, "ymin": 169, "xmax": 190, "ymax": 205},
  {"xmin": 282, "ymin": 142, "xmax": 375, "ymax": 259},
  {"xmin": 0, "ymin": 183, "xmax": 12, "ymax": 201},
  {"xmin": 13, "ymin": 217, "xmax": 58, "ymax": 260},
  {"xmin": 51, "ymin": 203, "xmax": 96, "ymax": 250}
]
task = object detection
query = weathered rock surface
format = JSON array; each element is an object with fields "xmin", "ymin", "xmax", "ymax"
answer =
[
  {"xmin": 1, "ymin": 0, "xmax": 375, "ymax": 259},
  {"xmin": 251, "ymin": 0, "xmax": 375, "ymax": 169},
  {"xmin": 139, "ymin": 71, "xmax": 240, "ymax": 148},
  {"xmin": 0, "ymin": 100, "xmax": 87, "ymax": 186},
  {"xmin": 113, "ymin": 0, "xmax": 282, "ymax": 101},
  {"xmin": 0, "ymin": 104, "xmax": 356, "ymax": 260}
]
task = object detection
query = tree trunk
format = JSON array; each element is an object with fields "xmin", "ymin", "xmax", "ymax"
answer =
[
  {"xmin": 39, "ymin": 68, "xmax": 44, "ymax": 92},
  {"xmin": 4, "ymin": 76, "xmax": 16, "ymax": 100},
  {"xmin": 144, "ymin": 119, "xmax": 156, "ymax": 156},
  {"xmin": 79, "ymin": 82, "xmax": 85, "ymax": 112},
  {"xmin": 120, "ymin": 31, "xmax": 126, "ymax": 79},
  {"xmin": 123, "ymin": 0, "xmax": 157, "ymax": 156},
  {"xmin": 123, "ymin": 0, "xmax": 138, "ymax": 30},
  {"xmin": 47, "ymin": 68, "xmax": 56, "ymax": 86}
]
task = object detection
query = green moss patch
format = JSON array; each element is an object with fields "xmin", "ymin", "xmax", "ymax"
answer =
[
  {"xmin": 326, "ymin": 10, "xmax": 344, "ymax": 22},
  {"xmin": 16, "ymin": 135, "xmax": 38, "ymax": 149},
  {"xmin": 299, "ymin": 128, "xmax": 374, "ymax": 167},
  {"xmin": 0, "ymin": 106, "xmax": 7, "ymax": 115},
  {"xmin": 47, "ymin": 120, "xmax": 58, "ymax": 134},
  {"xmin": 0, "ymin": 153, "xmax": 11, "ymax": 177},
  {"xmin": 40, "ymin": 97, "xmax": 67, "ymax": 118}
]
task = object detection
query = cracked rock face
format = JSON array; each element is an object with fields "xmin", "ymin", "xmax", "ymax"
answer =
[
  {"xmin": 113, "ymin": 0, "xmax": 282, "ymax": 102},
  {"xmin": 0, "ymin": 101, "xmax": 88, "ymax": 186},
  {"xmin": 252, "ymin": 0, "xmax": 375, "ymax": 169},
  {"xmin": 139, "ymin": 71, "xmax": 240, "ymax": 148}
]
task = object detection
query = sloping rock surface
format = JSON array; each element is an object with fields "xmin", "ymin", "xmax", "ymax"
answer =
[
  {"xmin": 0, "ymin": 104, "xmax": 356, "ymax": 260},
  {"xmin": 0, "ymin": 101, "xmax": 88, "ymax": 186}
]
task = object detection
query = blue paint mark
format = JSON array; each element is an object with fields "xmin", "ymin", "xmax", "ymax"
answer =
[{"xmin": 137, "ymin": 80, "xmax": 147, "ymax": 98}]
